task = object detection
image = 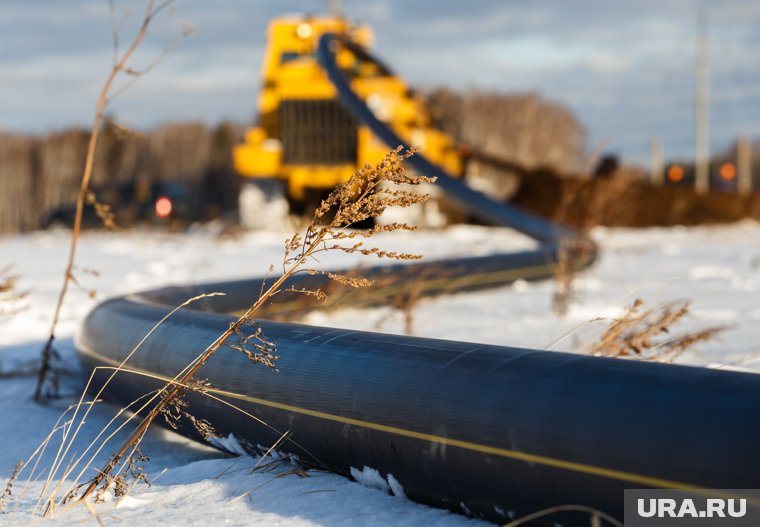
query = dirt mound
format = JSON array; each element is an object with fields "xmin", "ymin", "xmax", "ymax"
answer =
[{"xmin": 509, "ymin": 167, "xmax": 760, "ymax": 228}]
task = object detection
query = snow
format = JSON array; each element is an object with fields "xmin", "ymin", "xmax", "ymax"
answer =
[
  {"xmin": 1, "ymin": 221, "xmax": 760, "ymax": 524},
  {"xmin": 349, "ymin": 466, "xmax": 392, "ymax": 494},
  {"xmin": 387, "ymin": 474, "xmax": 406, "ymax": 499},
  {"xmin": 209, "ymin": 433, "xmax": 250, "ymax": 457}
]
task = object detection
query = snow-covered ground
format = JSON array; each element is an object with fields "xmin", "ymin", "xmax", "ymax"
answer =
[{"xmin": 1, "ymin": 221, "xmax": 759, "ymax": 525}]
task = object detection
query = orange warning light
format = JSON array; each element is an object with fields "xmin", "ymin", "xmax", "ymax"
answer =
[
  {"xmin": 155, "ymin": 196, "xmax": 172, "ymax": 219},
  {"xmin": 667, "ymin": 165, "xmax": 684, "ymax": 183},
  {"xmin": 719, "ymin": 162, "xmax": 736, "ymax": 181}
]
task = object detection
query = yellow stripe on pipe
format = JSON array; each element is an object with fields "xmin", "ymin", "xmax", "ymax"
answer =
[{"xmin": 81, "ymin": 346, "xmax": 704, "ymax": 492}]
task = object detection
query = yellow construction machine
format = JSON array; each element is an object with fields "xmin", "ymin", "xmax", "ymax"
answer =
[{"xmin": 233, "ymin": 15, "xmax": 463, "ymax": 228}]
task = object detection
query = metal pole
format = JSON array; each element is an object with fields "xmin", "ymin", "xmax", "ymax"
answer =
[
  {"xmin": 650, "ymin": 137, "xmax": 664, "ymax": 186},
  {"xmin": 737, "ymin": 136, "xmax": 753, "ymax": 195},
  {"xmin": 694, "ymin": 12, "xmax": 710, "ymax": 194}
]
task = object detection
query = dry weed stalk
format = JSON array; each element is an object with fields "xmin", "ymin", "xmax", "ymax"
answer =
[
  {"xmin": 159, "ymin": 379, "xmax": 218, "ymax": 440},
  {"xmin": 552, "ymin": 226, "xmax": 592, "ymax": 317},
  {"xmin": 231, "ymin": 466, "xmax": 310, "ymax": 503},
  {"xmin": 551, "ymin": 146, "xmax": 619, "ymax": 316},
  {"xmin": 551, "ymin": 235, "xmax": 597, "ymax": 316},
  {"xmin": 27, "ymin": 367, "xmax": 291, "ymax": 516},
  {"xmin": 588, "ymin": 298, "xmax": 728, "ymax": 362},
  {"xmin": 502, "ymin": 504, "xmax": 622, "ymax": 527},
  {"xmin": 27, "ymin": 293, "xmax": 223, "ymax": 515},
  {"xmin": 35, "ymin": 0, "xmax": 177, "ymax": 402},
  {"xmin": 370, "ymin": 266, "xmax": 451, "ymax": 335},
  {"xmin": 74, "ymin": 147, "xmax": 432, "ymax": 503},
  {"xmin": 371, "ymin": 290, "xmax": 420, "ymax": 336},
  {"xmin": 394, "ymin": 289, "xmax": 420, "ymax": 336},
  {"xmin": 0, "ymin": 461, "xmax": 23, "ymax": 513},
  {"xmin": 6, "ymin": 294, "xmax": 217, "ymax": 518}
]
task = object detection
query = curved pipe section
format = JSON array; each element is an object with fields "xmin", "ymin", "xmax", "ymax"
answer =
[
  {"xmin": 78, "ymin": 291, "xmax": 760, "ymax": 525},
  {"xmin": 74, "ymin": 33, "xmax": 760, "ymax": 526},
  {"xmin": 319, "ymin": 34, "xmax": 565, "ymax": 243}
]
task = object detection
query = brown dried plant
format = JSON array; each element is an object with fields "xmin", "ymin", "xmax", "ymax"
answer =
[
  {"xmin": 502, "ymin": 503, "xmax": 622, "ymax": 527},
  {"xmin": 588, "ymin": 298, "xmax": 729, "ymax": 363},
  {"xmin": 85, "ymin": 190, "xmax": 118, "ymax": 231},
  {"xmin": 75, "ymin": 147, "xmax": 433, "ymax": 503},
  {"xmin": 0, "ymin": 461, "xmax": 23, "ymax": 513},
  {"xmin": 159, "ymin": 379, "xmax": 218, "ymax": 441},
  {"xmin": 35, "ymin": 0, "xmax": 178, "ymax": 402},
  {"xmin": 370, "ymin": 265, "xmax": 451, "ymax": 336},
  {"xmin": 551, "ymin": 235, "xmax": 596, "ymax": 316},
  {"xmin": 0, "ymin": 266, "xmax": 28, "ymax": 317},
  {"xmin": 551, "ymin": 147, "xmax": 618, "ymax": 316}
]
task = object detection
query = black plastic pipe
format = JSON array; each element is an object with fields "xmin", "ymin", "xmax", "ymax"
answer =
[
  {"xmin": 78, "ymin": 281, "xmax": 760, "ymax": 525},
  {"xmin": 74, "ymin": 33, "xmax": 760, "ymax": 526},
  {"xmin": 318, "ymin": 34, "xmax": 566, "ymax": 243}
]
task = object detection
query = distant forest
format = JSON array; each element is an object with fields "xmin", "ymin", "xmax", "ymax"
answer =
[
  {"xmin": 0, "ymin": 90, "xmax": 590, "ymax": 234},
  {"xmin": 1, "ymin": 89, "xmax": 757, "ymax": 233}
]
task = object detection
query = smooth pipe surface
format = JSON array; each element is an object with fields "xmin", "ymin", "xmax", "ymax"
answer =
[
  {"xmin": 73, "ymin": 33, "xmax": 760, "ymax": 527},
  {"xmin": 78, "ymin": 285, "xmax": 760, "ymax": 525}
]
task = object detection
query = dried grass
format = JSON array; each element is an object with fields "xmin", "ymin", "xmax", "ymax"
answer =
[
  {"xmin": 551, "ymin": 236, "xmax": 595, "ymax": 317},
  {"xmin": 550, "ymin": 151, "xmax": 631, "ymax": 316},
  {"xmin": 502, "ymin": 504, "xmax": 622, "ymax": 527},
  {"xmin": 9, "ymin": 147, "xmax": 434, "ymax": 518},
  {"xmin": 0, "ymin": 265, "xmax": 28, "ymax": 317},
  {"xmin": 34, "ymin": 0, "xmax": 180, "ymax": 402},
  {"xmin": 588, "ymin": 298, "xmax": 729, "ymax": 362},
  {"xmin": 0, "ymin": 461, "xmax": 22, "ymax": 513}
]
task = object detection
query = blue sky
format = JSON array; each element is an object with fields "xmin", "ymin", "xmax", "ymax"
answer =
[{"xmin": 1, "ymin": 0, "xmax": 759, "ymax": 165}]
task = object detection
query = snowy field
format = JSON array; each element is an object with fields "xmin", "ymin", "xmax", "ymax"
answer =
[{"xmin": 1, "ymin": 221, "xmax": 759, "ymax": 525}]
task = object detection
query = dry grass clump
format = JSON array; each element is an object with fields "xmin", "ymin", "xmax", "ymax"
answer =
[
  {"xmin": 77, "ymin": 147, "xmax": 430, "ymax": 502},
  {"xmin": 0, "ymin": 265, "xmax": 31, "ymax": 391},
  {"xmin": 0, "ymin": 266, "xmax": 28, "ymax": 316},
  {"xmin": 588, "ymin": 298, "xmax": 729, "ymax": 362},
  {"xmin": 13, "ymin": 147, "xmax": 432, "ymax": 518}
]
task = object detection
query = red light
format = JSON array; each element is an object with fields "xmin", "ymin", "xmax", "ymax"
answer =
[
  {"xmin": 719, "ymin": 163, "xmax": 736, "ymax": 181},
  {"xmin": 667, "ymin": 165, "xmax": 684, "ymax": 183},
  {"xmin": 155, "ymin": 196, "xmax": 172, "ymax": 219}
]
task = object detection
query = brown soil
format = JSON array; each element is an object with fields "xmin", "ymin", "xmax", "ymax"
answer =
[{"xmin": 509, "ymin": 166, "xmax": 760, "ymax": 228}]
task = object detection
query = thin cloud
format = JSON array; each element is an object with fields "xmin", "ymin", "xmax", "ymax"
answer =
[{"xmin": 0, "ymin": 0, "xmax": 757, "ymax": 164}]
